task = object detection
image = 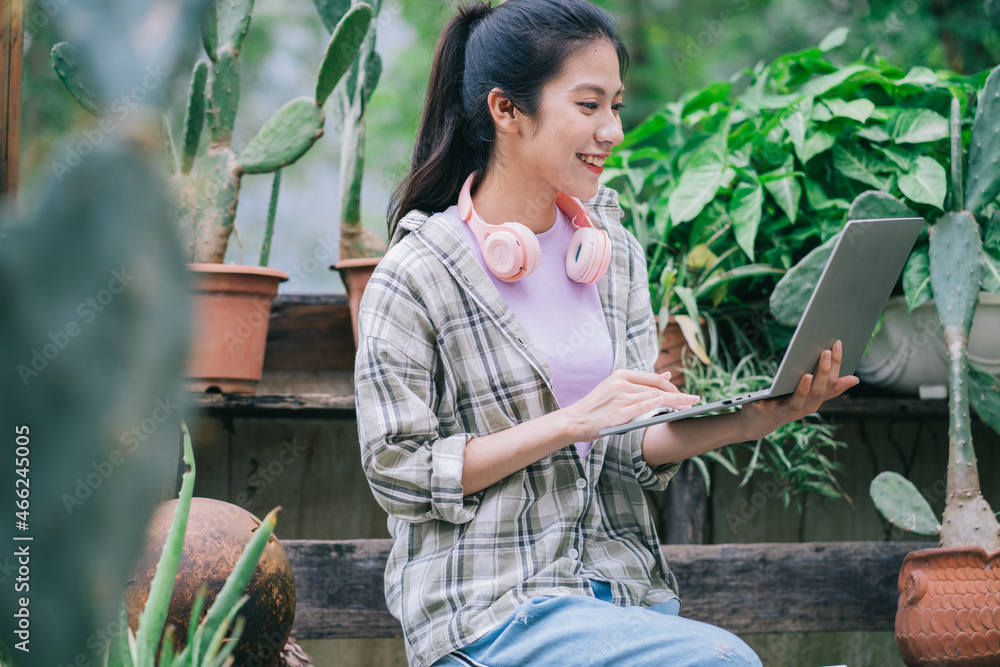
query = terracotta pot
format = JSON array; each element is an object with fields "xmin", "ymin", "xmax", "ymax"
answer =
[
  {"xmin": 125, "ymin": 498, "xmax": 296, "ymax": 667},
  {"xmin": 653, "ymin": 315, "xmax": 703, "ymax": 389},
  {"xmin": 333, "ymin": 256, "xmax": 381, "ymax": 349},
  {"xmin": 895, "ymin": 545, "xmax": 1000, "ymax": 666},
  {"xmin": 185, "ymin": 264, "xmax": 288, "ymax": 394}
]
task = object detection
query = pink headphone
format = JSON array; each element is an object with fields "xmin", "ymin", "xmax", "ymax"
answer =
[{"xmin": 457, "ymin": 172, "xmax": 612, "ymax": 284}]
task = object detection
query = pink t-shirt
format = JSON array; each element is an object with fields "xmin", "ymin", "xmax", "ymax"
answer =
[{"xmin": 439, "ymin": 204, "xmax": 614, "ymax": 458}]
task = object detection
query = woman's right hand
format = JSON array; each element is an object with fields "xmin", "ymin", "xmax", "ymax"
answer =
[{"xmin": 561, "ymin": 369, "xmax": 700, "ymax": 442}]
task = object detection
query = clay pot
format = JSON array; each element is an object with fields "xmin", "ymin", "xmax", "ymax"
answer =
[
  {"xmin": 653, "ymin": 315, "xmax": 701, "ymax": 389},
  {"xmin": 895, "ymin": 546, "xmax": 1000, "ymax": 666},
  {"xmin": 184, "ymin": 264, "xmax": 288, "ymax": 393},
  {"xmin": 333, "ymin": 256, "xmax": 381, "ymax": 349},
  {"xmin": 125, "ymin": 498, "xmax": 296, "ymax": 667}
]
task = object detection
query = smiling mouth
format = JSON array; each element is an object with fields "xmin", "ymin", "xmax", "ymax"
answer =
[{"xmin": 576, "ymin": 153, "xmax": 606, "ymax": 167}]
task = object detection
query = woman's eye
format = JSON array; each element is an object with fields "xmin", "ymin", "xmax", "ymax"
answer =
[
  {"xmin": 580, "ymin": 102, "xmax": 599, "ymax": 110},
  {"xmin": 612, "ymin": 103, "xmax": 626, "ymax": 112}
]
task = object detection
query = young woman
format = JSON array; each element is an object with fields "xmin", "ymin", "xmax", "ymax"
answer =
[{"xmin": 355, "ymin": 1, "xmax": 858, "ymax": 665}]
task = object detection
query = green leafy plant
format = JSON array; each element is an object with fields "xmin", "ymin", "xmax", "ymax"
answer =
[
  {"xmin": 603, "ymin": 27, "xmax": 989, "ymax": 356},
  {"xmin": 313, "ymin": 0, "xmax": 387, "ymax": 262},
  {"xmin": 679, "ymin": 325, "xmax": 849, "ymax": 510},
  {"xmin": 51, "ymin": 0, "xmax": 373, "ymax": 265},
  {"xmin": 106, "ymin": 420, "xmax": 282, "ymax": 667}
]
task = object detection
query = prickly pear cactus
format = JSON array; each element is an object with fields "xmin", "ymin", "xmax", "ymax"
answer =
[
  {"xmin": 929, "ymin": 211, "xmax": 1000, "ymax": 551},
  {"xmin": 53, "ymin": 0, "xmax": 373, "ymax": 264},
  {"xmin": 964, "ymin": 66, "xmax": 1000, "ymax": 213},
  {"xmin": 315, "ymin": 0, "xmax": 387, "ymax": 262}
]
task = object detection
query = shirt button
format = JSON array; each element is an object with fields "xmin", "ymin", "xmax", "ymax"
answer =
[
  {"xmin": 568, "ymin": 548, "xmax": 580, "ymax": 560},
  {"xmin": 575, "ymin": 478, "xmax": 587, "ymax": 489}
]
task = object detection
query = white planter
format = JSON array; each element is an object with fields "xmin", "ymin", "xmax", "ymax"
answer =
[{"xmin": 855, "ymin": 292, "xmax": 1000, "ymax": 396}]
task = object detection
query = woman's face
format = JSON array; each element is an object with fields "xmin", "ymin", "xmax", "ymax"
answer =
[{"xmin": 517, "ymin": 39, "xmax": 626, "ymax": 200}]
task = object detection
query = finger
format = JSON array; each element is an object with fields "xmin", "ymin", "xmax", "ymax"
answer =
[
  {"xmin": 659, "ymin": 391, "xmax": 701, "ymax": 410},
  {"xmin": 827, "ymin": 375, "xmax": 860, "ymax": 398},
  {"xmin": 786, "ymin": 372, "xmax": 812, "ymax": 413},
  {"xmin": 808, "ymin": 349, "xmax": 833, "ymax": 402},
  {"xmin": 828, "ymin": 339, "xmax": 844, "ymax": 381}
]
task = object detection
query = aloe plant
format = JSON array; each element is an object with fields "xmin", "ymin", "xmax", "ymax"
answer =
[
  {"xmin": 51, "ymin": 0, "xmax": 374, "ymax": 264},
  {"xmin": 107, "ymin": 420, "xmax": 283, "ymax": 667},
  {"xmin": 314, "ymin": 0, "xmax": 387, "ymax": 261},
  {"xmin": 863, "ymin": 68, "xmax": 1000, "ymax": 552}
]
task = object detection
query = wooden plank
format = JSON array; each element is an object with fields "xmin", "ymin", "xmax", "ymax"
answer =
[
  {"xmin": 188, "ymin": 392, "xmax": 356, "ymax": 418},
  {"xmin": 283, "ymin": 539, "xmax": 932, "ymax": 638},
  {"xmin": 187, "ymin": 391, "xmax": 953, "ymax": 420},
  {"xmin": 263, "ymin": 295, "xmax": 355, "ymax": 372},
  {"xmin": 0, "ymin": 0, "xmax": 22, "ymax": 199}
]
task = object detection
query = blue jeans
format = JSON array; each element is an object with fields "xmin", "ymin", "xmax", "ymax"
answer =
[{"xmin": 431, "ymin": 580, "xmax": 762, "ymax": 666}]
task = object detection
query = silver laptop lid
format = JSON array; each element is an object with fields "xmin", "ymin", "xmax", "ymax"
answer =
[{"xmin": 768, "ymin": 216, "xmax": 925, "ymax": 397}]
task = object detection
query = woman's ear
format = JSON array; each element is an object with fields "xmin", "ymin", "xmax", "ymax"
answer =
[{"xmin": 487, "ymin": 87, "xmax": 522, "ymax": 135}]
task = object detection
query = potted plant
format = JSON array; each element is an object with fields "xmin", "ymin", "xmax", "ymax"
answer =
[
  {"xmin": 313, "ymin": 0, "xmax": 388, "ymax": 348},
  {"xmin": 864, "ymin": 67, "xmax": 1000, "ymax": 666},
  {"xmin": 605, "ymin": 26, "xmax": 1000, "ymax": 393},
  {"xmin": 50, "ymin": 0, "xmax": 373, "ymax": 391}
]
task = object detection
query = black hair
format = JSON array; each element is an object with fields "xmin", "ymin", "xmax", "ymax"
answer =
[{"xmin": 386, "ymin": 0, "xmax": 628, "ymax": 238}]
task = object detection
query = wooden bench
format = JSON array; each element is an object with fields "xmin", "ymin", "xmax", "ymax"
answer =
[{"xmin": 283, "ymin": 539, "xmax": 928, "ymax": 637}]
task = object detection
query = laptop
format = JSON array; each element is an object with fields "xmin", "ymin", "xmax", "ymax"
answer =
[{"xmin": 598, "ymin": 216, "xmax": 925, "ymax": 436}]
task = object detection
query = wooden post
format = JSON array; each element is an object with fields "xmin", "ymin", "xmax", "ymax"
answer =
[
  {"xmin": 0, "ymin": 0, "xmax": 21, "ymax": 203},
  {"xmin": 662, "ymin": 459, "xmax": 706, "ymax": 544}
]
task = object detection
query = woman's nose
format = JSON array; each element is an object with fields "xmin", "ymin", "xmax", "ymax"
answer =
[{"xmin": 596, "ymin": 115, "xmax": 624, "ymax": 147}]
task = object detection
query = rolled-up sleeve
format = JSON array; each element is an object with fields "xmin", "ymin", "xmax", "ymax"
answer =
[{"xmin": 355, "ymin": 332, "xmax": 482, "ymax": 525}]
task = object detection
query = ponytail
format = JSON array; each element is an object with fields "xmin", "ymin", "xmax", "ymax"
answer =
[{"xmin": 387, "ymin": 0, "xmax": 628, "ymax": 239}]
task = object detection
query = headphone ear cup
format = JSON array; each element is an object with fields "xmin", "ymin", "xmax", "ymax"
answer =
[
  {"xmin": 566, "ymin": 228, "xmax": 611, "ymax": 284},
  {"xmin": 481, "ymin": 227, "xmax": 529, "ymax": 280},
  {"xmin": 497, "ymin": 221, "xmax": 541, "ymax": 281}
]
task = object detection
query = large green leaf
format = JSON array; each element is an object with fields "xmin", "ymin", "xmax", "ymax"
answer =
[
  {"xmin": 770, "ymin": 233, "xmax": 839, "ymax": 327},
  {"xmin": 890, "ymin": 109, "xmax": 949, "ymax": 144},
  {"xmin": 667, "ymin": 138, "xmax": 725, "ymax": 224},
  {"xmin": 801, "ymin": 129, "xmax": 837, "ymax": 162},
  {"xmin": 800, "ymin": 64, "xmax": 870, "ymax": 97},
  {"xmin": 870, "ymin": 471, "xmax": 941, "ymax": 536},
  {"xmin": 729, "ymin": 178, "xmax": 764, "ymax": 261},
  {"xmin": 822, "ymin": 98, "xmax": 875, "ymax": 123},
  {"xmin": 902, "ymin": 245, "xmax": 932, "ymax": 312},
  {"xmin": 965, "ymin": 66, "xmax": 1000, "ymax": 213},
  {"xmin": 969, "ymin": 364, "xmax": 1000, "ymax": 437},
  {"xmin": 761, "ymin": 157, "xmax": 801, "ymax": 224},
  {"xmin": 848, "ymin": 190, "xmax": 918, "ymax": 220},
  {"xmin": 898, "ymin": 156, "xmax": 947, "ymax": 210},
  {"xmin": 833, "ymin": 145, "xmax": 889, "ymax": 189}
]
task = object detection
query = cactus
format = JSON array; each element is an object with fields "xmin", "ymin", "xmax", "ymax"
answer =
[
  {"xmin": 315, "ymin": 0, "xmax": 387, "ymax": 261},
  {"xmin": 52, "ymin": 0, "xmax": 373, "ymax": 265},
  {"xmin": 869, "ymin": 62, "xmax": 1000, "ymax": 553},
  {"xmin": 870, "ymin": 472, "xmax": 941, "ymax": 536}
]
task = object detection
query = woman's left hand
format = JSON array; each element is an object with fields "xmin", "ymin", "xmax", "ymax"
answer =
[{"xmin": 739, "ymin": 340, "xmax": 860, "ymax": 441}]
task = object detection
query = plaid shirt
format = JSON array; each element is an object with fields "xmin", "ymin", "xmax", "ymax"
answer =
[{"xmin": 355, "ymin": 185, "xmax": 682, "ymax": 667}]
